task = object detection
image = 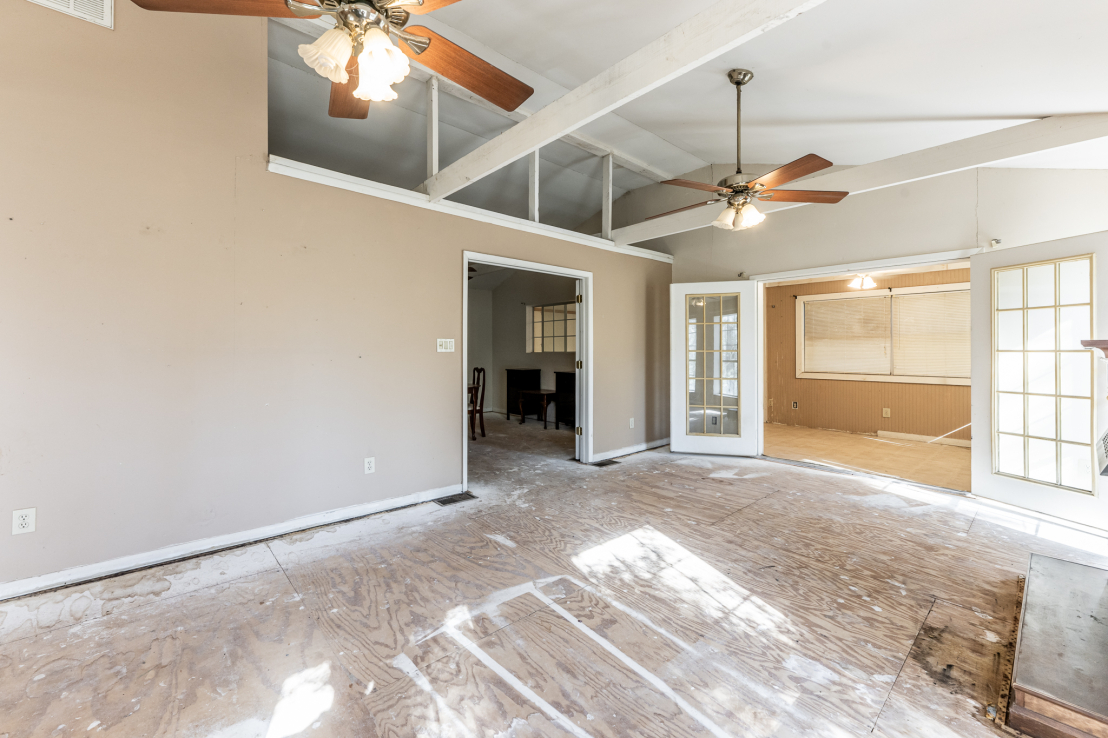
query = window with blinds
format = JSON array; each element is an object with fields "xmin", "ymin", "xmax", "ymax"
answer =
[
  {"xmin": 803, "ymin": 296, "xmax": 891, "ymax": 374},
  {"xmin": 796, "ymin": 284, "xmax": 970, "ymax": 385},
  {"xmin": 894, "ymin": 291, "xmax": 971, "ymax": 378}
]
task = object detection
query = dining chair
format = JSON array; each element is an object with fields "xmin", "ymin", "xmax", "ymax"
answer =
[{"xmin": 469, "ymin": 367, "xmax": 486, "ymax": 440}]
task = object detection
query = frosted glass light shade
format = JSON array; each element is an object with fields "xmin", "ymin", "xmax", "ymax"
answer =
[
  {"xmin": 298, "ymin": 28, "xmax": 353, "ymax": 84},
  {"xmin": 736, "ymin": 201, "xmax": 765, "ymax": 229},
  {"xmin": 353, "ymin": 28, "xmax": 411, "ymax": 102},
  {"xmin": 711, "ymin": 206, "xmax": 737, "ymax": 230}
]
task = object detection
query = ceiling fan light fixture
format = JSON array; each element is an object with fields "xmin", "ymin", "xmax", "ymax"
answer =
[
  {"xmin": 711, "ymin": 205, "xmax": 738, "ymax": 230},
  {"xmin": 298, "ymin": 27, "xmax": 353, "ymax": 84},
  {"xmin": 353, "ymin": 27, "xmax": 411, "ymax": 102},
  {"xmin": 736, "ymin": 201, "xmax": 765, "ymax": 229}
]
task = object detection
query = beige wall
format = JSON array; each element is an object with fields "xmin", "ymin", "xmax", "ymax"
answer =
[
  {"xmin": 765, "ymin": 269, "xmax": 971, "ymax": 441},
  {"xmin": 487, "ymin": 270, "xmax": 577, "ymax": 416},
  {"xmin": 0, "ymin": 2, "xmax": 670, "ymax": 584}
]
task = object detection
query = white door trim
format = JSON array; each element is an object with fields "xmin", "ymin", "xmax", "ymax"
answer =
[
  {"xmin": 462, "ymin": 252, "xmax": 594, "ymax": 490},
  {"xmin": 670, "ymin": 281, "xmax": 761, "ymax": 456},
  {"xmin": 748, "ymin": 248, "xmax": 980, "ymax": 284}
]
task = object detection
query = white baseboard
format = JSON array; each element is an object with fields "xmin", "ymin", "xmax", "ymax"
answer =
[
  {"xmin": 0, "ymin": 484, "xmax": 463, "ymax": 603},
  {"xmin": 592, "ymin": 438, "xmax": 670, "ymax": 463},
  {"xmin": 878, "ymin": 430, "xmax": 971, "ymax": 448}
]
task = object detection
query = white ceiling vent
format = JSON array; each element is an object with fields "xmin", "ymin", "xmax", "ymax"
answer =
[{"xmin": 27, "ymin": 0, "xmax": 112, "ymax": 28}]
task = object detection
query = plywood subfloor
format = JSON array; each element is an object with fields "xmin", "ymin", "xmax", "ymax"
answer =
[
  {"xmin": 765, "ymin": 423, "xmax": 972, "ymax": 492},
  {"xmin": 3, "ymin": 414, "xmax": 1105, "ymax": 737}
]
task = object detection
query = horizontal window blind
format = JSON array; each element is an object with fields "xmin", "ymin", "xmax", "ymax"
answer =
[
  {"xmin": 893, "ymin": 291, "xmax": 971, "ymax": 378},
  {"xmin": 803, "ymin": 296, "xmax": 891, "ymax": 374}
]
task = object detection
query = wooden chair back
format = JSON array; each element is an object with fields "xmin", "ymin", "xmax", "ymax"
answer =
[{"xmin": 471, "ymin": 367, "xmax": 486, "ymax": 410}]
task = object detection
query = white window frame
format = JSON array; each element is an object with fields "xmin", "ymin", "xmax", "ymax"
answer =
[
  {"xmin": 795, "ymin": 283, "xmax": 971, "ymax": 386},
  {"xmin": 525, "ymin": 301, "xmax": 578, "ymax": 354},
  {"xmin": 991, "ymin": 255, "xmax": 1096, "ymax": 495}
]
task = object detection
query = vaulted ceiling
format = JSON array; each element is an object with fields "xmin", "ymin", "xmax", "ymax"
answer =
[{"xmin": 267, "ymin": 0, "xmax": 1108, "ymax": 230}]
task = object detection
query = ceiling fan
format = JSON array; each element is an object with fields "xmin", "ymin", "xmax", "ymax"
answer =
[
  {"xmin": 131, "ymin": 0, "xmax": 535, "ymax": 120},
  {"xmin": 648, "ymin": 69, "xmax": 848, "ymax": 231}
]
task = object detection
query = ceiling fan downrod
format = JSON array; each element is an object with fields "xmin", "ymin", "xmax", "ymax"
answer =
[{"xmin": 727, "ymin": 69, "xmax": 753, "ymax": 178}]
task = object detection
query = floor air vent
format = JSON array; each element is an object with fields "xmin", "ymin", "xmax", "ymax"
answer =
[
  {"xmin": 592, "ymin": 459, "xmax": 620, "ymax": 467},
  {"xmin": 434, "ymin": 491, "xmax": 477, "ymax": 506}
]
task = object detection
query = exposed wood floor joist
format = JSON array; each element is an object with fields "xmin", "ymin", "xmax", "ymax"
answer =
[{"xmin": 2, "ymin": 414, "xmax": 1106, "ymax": 736}]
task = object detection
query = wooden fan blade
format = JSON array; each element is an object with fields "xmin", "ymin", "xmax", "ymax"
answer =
[
  {"xmin": 661, "ymin": 179, "xmax": 731, "ymax": 194},
  {"xmin": 398, "ymin": 27, "xmax": 534, "ymax": 112},
  {"xmin": 329, "ymin": 57, "xmax": 370, "ymax": 119},
  {"xmin": 646, "ymin": 200, "xmax": 722, "ymax": 221},
  {"xmin": 130, "ymin": 0, "xmax": 318, "ymax": 17},
  {"xmin": 759, "ymin": 189, "xmax": 848, "ymax": 204},
  {"xmin": 407, "ymin": 0, "xmax": 464, "ymax": 14},
  {"xmin": 748, "ymin": 154, "xmax": 833, "ymax": 191}
]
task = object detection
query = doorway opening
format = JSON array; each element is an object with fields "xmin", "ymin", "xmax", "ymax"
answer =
[
  {"xmin": 462, "ymin": 253, "xmax": 592, "ymax": 493},
  {"xmin": 761, "ymin": 261, "xmax": 972, "ymax": 492}
]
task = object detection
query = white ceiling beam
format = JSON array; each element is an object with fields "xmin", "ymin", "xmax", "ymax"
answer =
[
  {"xmin": 601, "ymin": 154, "xmax": 613, "ymax": 240},
  {"xmin": 273, "ymin": 17, "xmax": 681, "ymax": 184},
  {"xmin": 613, "ymin": 113, "xmax": 1108, "ymax": 246},
  {"xmin": 528, "ymin": 150, "xmax": 540, "ymax": 223},
  {"xmin": 426, "ymin": 76, "xmax": 439, "ymax": 179},
  {"xmin": 421, "ymin": 0, "xmax": 832, "ymax": 202}
]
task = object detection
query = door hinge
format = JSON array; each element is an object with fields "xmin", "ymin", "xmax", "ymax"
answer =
[
  {"xmin": 575, "ymin": 360, "xmax": 582, "ymax": 369},
  {"xmin": 576, "ymin": 294, "xmax": 582, "ymax": 303},
  {"xmin": 575, "ymin": 427, "xmax": 582, "ymax": 436}
]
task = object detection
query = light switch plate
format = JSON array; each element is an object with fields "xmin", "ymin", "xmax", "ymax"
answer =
[
  {"xmin": 629, "ymin": 418, "xmax": 635, "ymax": 429},
  {"xmin": 882, "ymin": 408, "xmax": 891, "ymax": 418},
  {"xmin": 437, "ymin": 339, "xmax": 455, "ymax": 352},
  {"xmin": 12, "ymin": 508, "xmax": 35, "ymax": 535},
  {"xmin": 364, "ymin": 457, "xmax": 375, "ymax": 474}
]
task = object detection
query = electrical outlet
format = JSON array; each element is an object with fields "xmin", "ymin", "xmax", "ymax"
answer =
[
  {"xmin": 792, "ymin": 401, "xmax": 798, "ymax": 409},
  {"xmin": 12, "ymin": 508, "xmax": 35, "ymax": 535},
  {"xmin": 364, "ymin": 457, "xmax": 375, "ymax": 474},
  {"xmin": 882, "ymin": 408, "xmax": 891, "ymax": 418},
  {"xmin": 436, "ymin": 339, "xmax": 455, "ymax": 352},
  {"xmin": 629, "ymin": 417, "xmax": 635, "ymax": 429}
]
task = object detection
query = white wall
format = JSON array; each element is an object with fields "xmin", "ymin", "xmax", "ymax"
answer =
[
  {"xmin": 971, "ymin": 230, "xmax": 1108, "ymax": 532},
  {"xmin": 583, "ymin": 166, "xmax": 1108, "ymax": 283}
]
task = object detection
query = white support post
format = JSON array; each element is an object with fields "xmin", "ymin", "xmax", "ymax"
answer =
[
  {"xmin": 426, "ymin": 76, "xmax": 440, "ymax": 179},
  {"xmin": 528, "ymin": 150, "xmax": 540, "ymax": 223},
  {"xmin": 601, "ymin": 153, "xmax": 613, "ymax": 240}
]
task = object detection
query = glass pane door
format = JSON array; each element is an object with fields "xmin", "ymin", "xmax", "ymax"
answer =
[{"xmin": 687, "ymin": 294, "xmax": 740, "ymax": 436}]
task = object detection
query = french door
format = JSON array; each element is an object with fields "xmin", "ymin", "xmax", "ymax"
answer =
[{"xmin": 670, "ymin": 281, "xmax": 760, "ymax": 455}]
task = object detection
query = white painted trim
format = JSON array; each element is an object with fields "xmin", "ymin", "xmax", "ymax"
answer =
[
  {"xmin": 266, "ymin": 156, "xmax": 673, "ymax": 265},
  {"xmin": 422, "ymin": 0, "xmax": 830, "ymax": 200},
  {"xmin": 0, "ymin": 484, "xmax": 462, "ymax": 602},
  {"xmin": 462, "ymin": 252, "xmax": 595, "ymax": 472},
  {"xmin": 750, "ymin": 248, "xmax": 979, "ymax": 284},
  {"xmin": 878, "ymin": 430, "xmax": 971, "ymax": 448},
  {"xmin": 592, "ymin": 437, "xmax": 670, "ymax": 462}
]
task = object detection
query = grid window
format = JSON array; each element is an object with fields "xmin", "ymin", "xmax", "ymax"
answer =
[
  {"xmin": 993, "ymin": 256, "xmax": 1094, "ymax": 493},
  {"xmin": 687, "ymin": 294, "xmax": 740, "ymax": 436},
  {"xmin": 530, "ymin": 302, "xmax": 577, "ymax": 353}
]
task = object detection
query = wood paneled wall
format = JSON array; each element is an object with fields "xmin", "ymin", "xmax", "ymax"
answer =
[{"xmin": 764, "ymin": 269, "xmax": 971, "ymax": 441}]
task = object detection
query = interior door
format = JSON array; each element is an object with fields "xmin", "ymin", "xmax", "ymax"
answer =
[{"xmin": 670, "ymin": 281, "xmax": 760, "ymax": 455}]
